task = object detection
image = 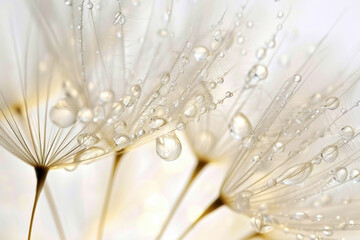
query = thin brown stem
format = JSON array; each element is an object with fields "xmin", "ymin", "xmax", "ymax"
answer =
[
  {"xmin": 97, "ymin": 152, "xmax": 124, "ymax": 240},
  {"xmin": 28, "ymin": 166, "xmax": 48, "ymax": 240},
  {"xmin": 177, "ymin": 197, "xmax": 224, "ymax": 240},
  {"xmin": 44, "ymin": 184, "xmax": 66, "ymax": 240},
  {"xmin": 156, "ymin": 160, "xmax": 207, "ymax": 240}
]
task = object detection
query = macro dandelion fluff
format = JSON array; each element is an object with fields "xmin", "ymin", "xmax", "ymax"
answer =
[{"xmin": 1, "ymin": 0, "xmax": 360, "ymax": 239}]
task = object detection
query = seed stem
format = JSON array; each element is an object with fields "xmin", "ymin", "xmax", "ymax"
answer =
[
  {"xmin": 44, "ymin": 184, "xmax": 66, "ymax": 240},
  {"xmin": 155, "ymin": 160, "xmax": 207, "ymax": 240},
  {"xmin": 177, "ymin": 197, "xmax": 224, "ymax": 240},
  {"xmin": 97, "ymin": 152, "xmax": 124, "ymax": 240},
  {"xmin": 28, "ymin": 166, "xmax": 48, "ymax": 240}
]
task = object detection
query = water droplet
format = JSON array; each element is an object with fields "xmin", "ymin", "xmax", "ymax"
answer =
[
  {"xmin": 322, "ymin": 226, "xmax": 333, "ymax": 236},
  {"xmin": 193, "ymin": 46, "xmax": 209, "ymax": 61},
  {"xmin": 114, "ymin": 11, "xmax": 126, "ymax": 25},
  {"xmin": 77, "ymin": 133, "xmax": 99, "ymax": 147},
  {"xmin": 321, "ymin": 145, "xmax": 338, "ymax": 163},
  {"xmin": 50, "ymin": 99, "xmax": 76, "ymax": 128},
  {"xmin": 350, "ymin": 169, "xmax": 360, "ymax": 182},
  {"xmin": 296, "ymin": 234, "xmax": 304, "ymax": 240},
  {"xmin": 277, "ymin": 11, "xmax": 284, "ymax": 18},
  {"xmin": 267, "ymin": 39, "xmax": 276, "ymax": 49},
  {"xmin": 64, "ymin": 0, "xmax": 72, "ymax": 6},
  {"xmin": 77, "ymin": 108, "xmax": 93, "ymax": 123},
  {"xmin": 277, "ymin": 163, "xmax": 313, "ymax": 185},
  {"xmin": 247, "ymin": 64, "xmax": 268, "ymax": 86},
  {"xmin": 158, "ymin": 29, "xmax": 168, "ymax": 38},
  {"xmin": 340, "ymin": 126, "xmax": 354, "ymax": 141},
  {"xmin": 229, "ymin": 112, "xmax": 252, "ymax": 141},
  {"xmin": 114, "ymin": 134, "xmax": 130, "ymax": 147},
  {"xmin": 149, "ymin": 117, "xmax": 167, "ymax": 129},
  {"xmin": 294, "ymin": 211, "xmax": 309, "ymax": 221},
  {"xmin": 160, "ymin": 73, "xmax": 170, "ymax": 84},
  {"xmin": 75, "ymin": 147, "xmax": 105, "ymax": 162},
  {"xmin": 293, "ymin": 74, "xmax": 302, "ymax": 82},
  {"xmin": 273, "ymin": 142, "xmax": 284, "ymax": 152},
  {"xmin": 256, "ymin": 48, "xmax": 267, "ymax": 60},
  {"xmin": 333, "ymin": 167, "xmax": 348, "ymax": 183},
  {"xmin": 184, "ymin": 104, "xmax": 197, "ymax": 118},
  {"xmin": 130, "ymin": 85, "xmax": 141, "ymax": 98},
  {"xmin": 324, "ymin": 97, "xmax": 340, "ymax": 110},
  {"xmin": 234, "ymin": 191, "xmax": 252, "ymax": 212},
  {"xmin": 156, "ymin": 132, "xmax": 182, "ymax": 161},
  {"xmin": 114, "ymin": 120, "xmax": 127, "ymax": 133},
  {"xmin": 237, "ymin": 35, "xmax": 245, "ymax": 45},
  {"xmin": 247, "ymin": 21, "xmax": 253, "ymax": 28},
  {"xmin": 176, "ymin": 122, "xmax": 185, "ymax": 131},
  {"xmin": 251, "ymin": 214, "xmax": 274, "ymax": 233},
  {"xmin": 98, "ymin": 90, "xmax": 115, "ymax": 103},
  {"xmin": 87, "ymin": 2, "xmax": 93, "ymax": 9}
]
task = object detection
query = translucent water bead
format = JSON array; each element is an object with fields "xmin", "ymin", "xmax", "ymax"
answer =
[
  {"xmin": 156, "ymin": 132, "xmax": 182, "ymax": 161},
  {"xmin": 50, "ymin": 99, "xmax": 76, "ymax": 128},
  {"xmin": 229, "ymin": 112, "xmax": 252, "ymax": 141}
]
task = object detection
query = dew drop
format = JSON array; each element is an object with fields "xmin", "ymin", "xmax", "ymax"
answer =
[
  {"xmin": 130, "ymin": 85, "xmax": 141, "ymax": 98},
  {"xmin": 229, "ymin": 112, "xmax": 252, "ymax": 141},
  {"xmin": 251, "ymin": 214, "xmax": 274, "ymax": 233},
  {"xmin": 322, "ymin": 226, "xmax": 333, "ymax": 237},
  {"xmin": 77, "ymin": 108, "xmax": 93, "ymax": 123},
  {"xmin": 333, "ymin": 167, "xmax": 348, "ymax": 183},
  {"xmin": 64, "ymin": 0, "xmax": 72, "ymax": 6},
  {"xmin": 247, "ymin": 64, "xmax": 268, "ymax": 86},
  {"xmin": 77, "ymin": 133, "xmax": 99, "ymax": 147},
  {"xmin": 114, "ymin": 134, "xmax": 130, "ymax": 147},
  {"xmin": 149, "ymin": 117, "xmax": 167, "ymax": 129},
  {"xmin": 184, "ymin": 104, "xmax": 197, "ymax": 118},
  {"xmin": 113, "ymin": 120, "xmax": 127, "ymax": 133},
  {"xmin": 75, "ymin": 147, "xmax": 105, "ymax": 162},
  {"xmin": 114, "ymin": 11, "xmax": 126, "ymax": 25},
  {"xmin": 156, "ymin": 132, "xmax": 182, "ymax": 161},
  {"xmin": 256, "ymin": 48, "xmax": 267, "ymax": 60},
  {"xmin": 234, "ymin": 191, "xmax": 252, "ymax": 213},
  {"xmin": 176, "ymin": 122, "xmax": 185, "ymax": 131},
  {"xmin": 277, "ymin": 163, "xmax": 313, "ymax": 185},
  {"xmin": 324, "ymin": 97, "xmax": 340, "ymax": 110},
  {"xmin": 293, "ymin": 74, "xmax": 302, "ymax": 82},
  {"xmin": 160, "ymin": 73, "xmax": 170, "ymax": 84},
  {"xmin": 321, "ymin": 145, "xmax": 338, "ymax": 163},
  {"xmin": 277, "ymin": 11, "xmax": 284, "ymax": 18},
  {"xmin": 294, "ymin": 211, "xmax": 309, "ymax": 221},
  {"xmin": 193, "ymin": 46, "xmax": 209, "ymax": 61},
  {"xmin": 50, "ymin": 99, "xmax": 76, "ymax": 128},
  {"xmin": 98, "ymin": 90, "xmax": 115, "ymax": 103},
  {"xmin": 273, "ymin": 142, "xmax": 284, "ymax": 153},
  {"xmin": 340, "ymin": 126, "xmax": 354, "ymax": 141},
  {"xmin": 350, "ymin": 169, "xmax": 360, "ymax": 182}
]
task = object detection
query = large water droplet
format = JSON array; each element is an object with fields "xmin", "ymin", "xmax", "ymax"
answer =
[
  {"xmin": 333, "ymin": 167, "xmax": 348, "ymax": 183},
  {"xmin": 75, "ymin": 147, "xmax": 105, "ymax": 162},
  {"xmin": 251, "ymin": 214, "xmax": 274, "ymax": 233},
  {"xmin": 114, "ymin": 134, "xmax": 130, "ymax": 147},
  {"xmin": 77, "ymin": 108, "xmax": 93, "ymax": 123},
  {"xmin": 156, "ymin": 132, "xmax": 182, "ymax": 161},
  {"xmin": 277, "ymin": 163, "xmax": 313, "ymax": 185},
  {"xmin": 229, "ymin": 112, "xmax": 252, "ymax": 141},
  {"xmin": 340, "ymin": 126, "xmax": 354, "ymax": 141},
  {"xmin": 247, "ymin": 64, "xmax": 268, "ymax": 86},
  {"xmin": 193, "ymin": 46, "xmax": 209, "ymax": 61},
  {"xmin": 184, "ymin": 104, "xmax": 197, "ymax": 118},
  {"xmin": 77, "ymin": 133, "xmax": 99, "ymax": 147},
  {"xmin": 324, "ymin": 97, "xmax": 339, "ymax": 110},
  {"xmin": 50, "ymin": 99, "xmax": 76, "ymax": 128},
  {"xmin": 321, "ymin": 145, "xmax": 338, "ymax": 163}
]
